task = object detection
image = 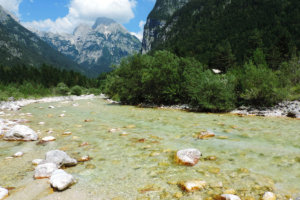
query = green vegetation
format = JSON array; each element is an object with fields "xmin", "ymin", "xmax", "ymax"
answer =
[
  {"xmin": 150, "ymin": 0, "xmax": 300, "ymax": 72},
  {"xmin": 0, "ymin": 64, "xmax": 101, "ymax": 101},
  {"xmin": 104, "ymin": 50, "xmax": 299, "ymax": 112}
]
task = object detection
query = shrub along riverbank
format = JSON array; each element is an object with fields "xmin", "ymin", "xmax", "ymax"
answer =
[
  {"xmin": 0, "ymin": 64, "xmax": 101, "ymax": 101},
  {"xmin": 103, "ymin": 50, "xmax": 300, "ymax": 112}
]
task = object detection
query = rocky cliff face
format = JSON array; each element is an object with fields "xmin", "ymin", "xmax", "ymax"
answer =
[
  {"xmin": 0, "ymin": 5, "xmax": 83, "ymax": 72},
  {"xmin": 141, "ymin": 0, "xmax": 190, "ymax": 54},
  {"xmin": 38, "ymin": 17, "xmax": 141, "ymax": 76}
]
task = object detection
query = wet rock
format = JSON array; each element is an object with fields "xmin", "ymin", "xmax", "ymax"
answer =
[
  {"xmin": 194, "ymin": 131, "xmax": 215, "ymax": 139},
  {"xmin": 32, "ymin": 159, "xmax": 44, "ymax": 165},
  {"xmin": 34, "ymin": 163, "xmax": 58, "ymax": 179},
  {"xmin": 175, "ymin": 148, "xmax": 202, "ymax": 166},
  {"xmin": 0, "ymin": 187, "xmax": 8, "ymax": 200},
  {"xmin": 13, "ymin": 152, "xmax": 24, "ymax": 157},
  {"xmin": 45, "ymin": 150, "xmax": 77, "ymax": 167},
  {"xmin": 78, "ymin": 156, "xmax": 90, "ymax": 162},
  {"xmin": 62, "ymin": 131, "xmax": 72, "ymax": 136},
  {"xmin": 179, "ymin": 180, "xmax": 206, "ymax": 192},
  {"xmin": 221, "ymin": 194, "xmax": 241, "ymax": 200},
  {"xmin": 4, "ymin": 125, "xmax": 38, "ymax": 141},
  {"xmin": 262, "ymin": 192, "xmax": 276, "ymax": 200},
  {"xmin": 50, "ymin": 169, "xmax": 75, "ymax": 191},
  {"xmin": 41, "ymin": 136, "xmax": 56, "ymax": 142}
]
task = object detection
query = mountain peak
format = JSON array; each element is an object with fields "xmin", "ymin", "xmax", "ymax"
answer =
[{"xmin": 92, "ymin": 17, "xmax": 116, "ymax": 29}]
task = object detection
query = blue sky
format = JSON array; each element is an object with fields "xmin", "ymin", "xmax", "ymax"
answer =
[{"xmin": 0, "ymin": 0, "xmax": 156, "ymax": 40}]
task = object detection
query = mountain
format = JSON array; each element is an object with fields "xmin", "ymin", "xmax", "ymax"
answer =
[
  {"xmin": 141, "ymin": 0, "xmax": 190, "ymax": 54},
  {"xmin": 142, "ymin": 0, "xmax": 300, "ymax": 71},
  {"xmin": 38, "ymin": 17, "xmax": 141, "ymax": 77},
  {"xmin": 0, "ymin": 5, "xmax": 84, "ymax": 73}
]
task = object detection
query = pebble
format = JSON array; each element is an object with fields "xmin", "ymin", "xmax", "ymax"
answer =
[
  {"xmin": 262, "ymin": 192, "xmax": 276, "ymax": 200},
  {"xmin": 41, "ymin": 136, "xmax": 56, "ymax": 142},
  {"xmin": 0, "ymin": 187, "xmax": 8, "ymax": 200},
  {"xmin": 195, "ymin": 131, "xmax": 215, "ymax": 139},
  {"xmin": 13, "ymin": 152, "xmax": 24, "ymax": 157},
  {"xmin": 175, "ymin": 148, "xmax": 202, "ymax": 166},
  {"xmin": 221, "ymin": 194, "xmax": 241, "ymax": 200},
  {"xmin": 32, "ymin": 159, "xmax": 44, "ymax": 165},
  {"xmin": 179, "ymin": 180, "xmax": 206, "ymax": 192},
  {"xmin": 62, "ymin": 131, "xmax": 72, "ymax": 135},
  {"xmin": 48, "ymin": 106, "xmax": 55, "ymax": 109},
  {"xmin": 59, "ymin": 114, "xmax": 65, "ymax": 117},
  {"xmin": 78, "ymin": 156, "xmax": 90, "ymax": 162}
]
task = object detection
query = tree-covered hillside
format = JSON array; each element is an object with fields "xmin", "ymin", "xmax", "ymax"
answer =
[
  {"xmin": 0, "ymin": 6, "xmax": 85, "ymax": 74},
  {"xmin": 150, "ymin": 0, "xmax": 300, "ymax": 71}
]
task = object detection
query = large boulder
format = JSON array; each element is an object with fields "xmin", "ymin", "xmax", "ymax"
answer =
[
  {"xmin": 45, "ymin": 150, "xmax": 77, "ymax": 167},
  {"xmin": 50, "ymin": 170, "xmax": 75, "ymax": 191},
  {"xmin": 34, "ymin": 163, "xmax": 58, "ymax": 179},
  {"xmin": 175, "ymin": 148, "xmax": 202, "ymax": 166},
  {"xmin": 4, "ymin": 125, "xmax": 38, "ymax": 141},
  {"xmin": 0, "ymin": 187, "xmax": 8, "ymax": 200}
]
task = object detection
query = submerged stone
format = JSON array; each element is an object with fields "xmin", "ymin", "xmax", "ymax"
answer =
[
  {"xmin": 179, "ymin": 180, "xmax": 206, "ymax": 192},
  {"xmin": 50, "ymin": 169, "xmax": 75, "ymax": 191},
  {"xmin": 35, "ymin": 163, "xmax": 58, "ymax": 179},
  {"xmin": 45, "ymin": 150, "xmax": 77, "ymax": 167},
  {"xmin": 175, "ymin": 148, "xmax": 202, "ymax": 166},
  {"xmin": 194, "ymin": 131, "xmax": 215, "ymax": 139},
  {"xmin": 4, "ymin": 125, "xmax": 38, "ymax": 141}
]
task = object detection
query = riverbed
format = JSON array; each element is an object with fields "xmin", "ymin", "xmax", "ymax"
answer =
[{"xmin": 0, "ymin": 97, "xmax": 299, "ymax": 199}]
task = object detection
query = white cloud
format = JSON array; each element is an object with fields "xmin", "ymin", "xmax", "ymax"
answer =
[
  {"xmin": 0, "ymin": 0, "xmax": 22, "ymax": 17},
  {"xmin": 22, "ymin": 0, "xmax": 137, "ymax": 33},
  {"xmin": 131, "ymin": 20, "xmax": 145, "ymax": 41}
]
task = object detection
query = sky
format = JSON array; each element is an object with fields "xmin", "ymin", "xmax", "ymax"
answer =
[{"xmin": 0, "ymin": 0, "xmax": 156, "ymax": 40}]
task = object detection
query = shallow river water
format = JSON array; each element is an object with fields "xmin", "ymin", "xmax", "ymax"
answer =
[{"xmin": 0, "ymin": 98, "xmax": 300, "ymax": 200}]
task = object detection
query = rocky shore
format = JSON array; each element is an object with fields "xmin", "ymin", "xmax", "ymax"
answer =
[
  {"xmin": 0, "ymin": 94, "xmax": 99, "ymax": 111},
  {"xmin": 231, "ymin": 100, "xmax": 300, "ymax": 118},
  {"xmin": 134, "ymin": 100, "xmax": 300, "ymax": 119}
]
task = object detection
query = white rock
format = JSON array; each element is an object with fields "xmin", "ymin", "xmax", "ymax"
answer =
[
  {"xmin": 34, "ymin": 163, "xmax": 58, "ymax": 179},
  {"xmin": 180, "ymin": 180, "xmax": 206, "ymax": 192},
  {"xmin": 38, "ymin": 122, "xmax": 45, "ymax": 125},
  {"xmin": 59, "ymin": 114, "xmax": 65, "ymax": 117},
  {"xmin": 41, "ymin": 136, "xmax": 56, "ymax": 142},
  {"xmin": 221, "ymin": 194, "xmax": 241, "ymax": 200},
  {"xmin": 45, "ymin": 150, "xmax": 77, "ymax": 167},
  {"xmin": 13, "ymin": 152, "xmax": 24, "ymax": 157},
  {"xmin": 0, "ymin": 187, "xmax": 8, "ymax": 200},
  {"xmin": 4, "ymin": 125, "xmax": 38, "ymax": 141},
  {"xmin": 262, "ymin": 192, "xmax": 276, "ymax": 200},
  {"xmin": 212, "ymin": 69, "xmax": 222, "ymax": 74},
  {"xmin": 50, "ymin": 169, "xmax": 75, "ymax": 191},
  {"xmin": 32, "ymin": 159, "xmax": 44, "ymax": 165},
  {"xmin": 176, "ymin": 148, "xmax": 202, "ymax": 166},
  {"xmin": 48, "ymin": 106, "xmax": 55, "ymax": 109}
]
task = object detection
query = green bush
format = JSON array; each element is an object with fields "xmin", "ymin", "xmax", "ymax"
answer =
[
  {"xmin": 56, "ymin": 82, "xmax": 69, "ymax": 95},
  {"xmin": 184, "ymin": 68, "xmax": 237, "ymax": 112},
  {"xmin": 236, "ymin": 61, "xmax": 286, "ymax": 106},
  {"xmin": 71, "ymin": 85, "xmax": 82, "ymax": 96}
]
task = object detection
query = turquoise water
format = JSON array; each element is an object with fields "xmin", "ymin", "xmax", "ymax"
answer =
[{"xmin": 0, "ymin": 98, "xmax": 299, "ymax": 199}]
